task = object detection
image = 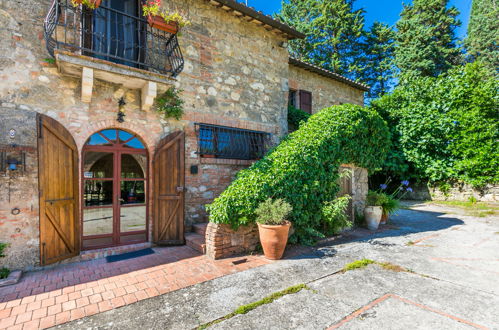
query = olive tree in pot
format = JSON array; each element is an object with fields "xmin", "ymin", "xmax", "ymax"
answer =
[
  {"xmin": 364, "ymin": 191, "xmax": 383, "ymax": 230},
  {"xmin": 255, "ymin": 198, "xmax": 292, "ymax": 260}
]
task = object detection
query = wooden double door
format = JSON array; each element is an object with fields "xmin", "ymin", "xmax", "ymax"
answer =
[{"xmin": 38, "ymin": 115, "xmax": 185, "ymax": 265}]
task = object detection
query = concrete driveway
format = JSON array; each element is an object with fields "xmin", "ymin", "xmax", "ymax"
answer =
[{"xmin": 56, "ymin": 203, "xmax": 499, "ymax": 330}]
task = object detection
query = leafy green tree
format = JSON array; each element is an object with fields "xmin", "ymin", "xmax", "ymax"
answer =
[
  {"xmin": 361, "ymin": 22, "xmax": 396, "ymax": 99},
  {"xmin": 394, "ymin": 0, "xmax": 462, "ymax": 79},
  {"xmin": 370, "ymin": 62, "xmax": 499, "ymax": 188},
  {"xmin": 465, "ymin": 0, "xmax": 499, "ymax": 71},
  {"xmin": 278, "ymin": 0, "xmax": 366, "ymax": 80}
]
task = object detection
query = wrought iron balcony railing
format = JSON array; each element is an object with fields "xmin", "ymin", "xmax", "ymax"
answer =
[{"xmin": 44, "ymin": 0, "xmax": 184, "ymax": 77}]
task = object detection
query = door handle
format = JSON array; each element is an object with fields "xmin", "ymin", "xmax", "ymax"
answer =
[{"xmin": 176, "ymin": 186, "xmax": 185, "ymax": 193}]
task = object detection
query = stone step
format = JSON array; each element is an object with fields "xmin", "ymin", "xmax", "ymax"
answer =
[
  {"xmin": 192, "ymin": 223, "xmax": 208, "ymax": 236},
  {"xmin": 185, "ymin": 232, "xmax": 206, "ymax": 254}
]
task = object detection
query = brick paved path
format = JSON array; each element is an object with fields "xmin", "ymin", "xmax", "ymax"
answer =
[{"xmin": 0, "ymin": 246, "xmax": 270, "ymax": 329}]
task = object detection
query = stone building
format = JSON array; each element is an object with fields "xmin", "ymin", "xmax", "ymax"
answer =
[{"xmin": 0, "ymin": 0, "xmax": 368, "ymax": 270}]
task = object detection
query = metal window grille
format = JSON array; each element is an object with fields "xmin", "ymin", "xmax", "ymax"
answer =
[
  {"xmin": 44, "ymin": 0, "xmax": 184, "ymax": 77},
  {"xmin": 195, "ymin": 124, "xmax": 272, "ymax": 160}
]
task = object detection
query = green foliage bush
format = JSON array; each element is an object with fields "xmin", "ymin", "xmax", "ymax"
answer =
[
  {"xmin": 155, "ymin": 87, "xmax": 185, "ymax": 120},
  {"xmin": 0, "ymin": 242, "xmax": 9, "ymax": 279},
  {"xmin": 288, "ymin": 106, "xmax": 311, "ymax": 131},
  {"xmin": 366, "ymin": 191, "xmax": 386, "ymax": 206},
  {"xmin": 207, "ymin": 104, "xmax": 391, "ymax": 244},
  {"xmin": 321, "ymin": 195, "xmax": 352, "ymax": 235},
  {"xmin": 370, "ymin": 62, "xmax": 498, "ymax": 188},
  {"xmin": 255, "ymin": 199, "xmax": 292, "ymax": 226}
]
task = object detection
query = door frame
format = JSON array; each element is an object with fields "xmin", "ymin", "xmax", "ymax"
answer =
[{"xmin": 80, "ymin": 129, "xmax": 149, "ymax": 250}]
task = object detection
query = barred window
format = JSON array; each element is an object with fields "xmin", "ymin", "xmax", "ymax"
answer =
[{"xmin": 196, "ymin": 124, "xmax": 271, "ymax": 160}]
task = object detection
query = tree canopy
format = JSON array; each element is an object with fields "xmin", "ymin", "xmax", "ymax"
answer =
[
  {"xmin": 394, "ymin": 0, "xmax": 462, "ymax": 79},
  {"xmin": 466, "ymin": 0, "xmax": 499, "ymax": 71}
]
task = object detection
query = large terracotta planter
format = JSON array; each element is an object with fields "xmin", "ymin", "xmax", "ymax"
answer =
[
  {"xmin": 147, "ymin": 15, "xmax": 179, "ymax": 34},
  {"xmin": 257, "ymin": 222, "xmax": 291, "ymax": 260},
  {"xmin": 72, "ymin": 0, "xmax": 102, "ymax": 9},
  {"xmin": 364, "ymin": 206, "xmax": 382, "ymax": 231},
  {"xmin": 380, "ymin": 212, "xmax": 389, "ymax": 225}
]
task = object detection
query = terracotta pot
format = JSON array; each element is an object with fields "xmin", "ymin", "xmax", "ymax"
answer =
[
  {"xmin": 72, "ymin": 0, "xmax": 102, "ymax": 9},
  {"xmin": 257, "ymin": 221, "xmax": 291, "ymax": 260},
  {"xmin": 147, "ymin": 15, "xmax": 179, "ymax": 34},
  {"xmin": 380, "ymin": 212, "xmax": 389, "ymax": 225},
  {"xmin": 364, "ymin": 206, "xmax": 382, "ymax": 231}
]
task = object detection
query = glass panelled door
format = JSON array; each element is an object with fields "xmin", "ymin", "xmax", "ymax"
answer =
[{"xmin": 82, "ymin": 129, "xmax": 148, "ymax": 250}]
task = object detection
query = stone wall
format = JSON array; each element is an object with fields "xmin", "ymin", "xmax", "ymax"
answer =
[
  {"xmin": 0, "ymin": 109, "xmax": 40, "ymax": 270},
  {"xmin": 404, "ymin": 183, "xmax": 498, "ymax": 202},
  {"xmin": 0, "ymin": 0, "xmax": 290, "ymax": 269},
  {"xmin": 288, "ymin": 65, "xmax": 365, "ymax": 113},
  {"xmin": 205, "ymin": 223, "xmax": 259, "ymax": 259}
]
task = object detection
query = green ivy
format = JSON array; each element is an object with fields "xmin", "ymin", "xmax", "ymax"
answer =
[
  {"xmin": 206, "ymin": 104, "xmax": 391, "ymax": 244},
  {"xmin": 288, "ymin": 105, "xmax": 311, "ymax": 131},
  {"xmin": 155, "ymin": 87, "xmax": 185, "ymax": 120},
  {"xmin": 0, "ymin": 243, "xmax": 9, "ymax": 280}
]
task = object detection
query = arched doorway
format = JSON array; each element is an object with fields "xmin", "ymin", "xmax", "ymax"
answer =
[{"xmin": 82, "ymin": 129, "xmax": 148, "ymax": 249}]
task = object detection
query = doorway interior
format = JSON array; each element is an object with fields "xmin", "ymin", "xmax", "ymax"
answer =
[{"xmin": 82, "ymin": 129, "xmax": 148, "ymax": 250}]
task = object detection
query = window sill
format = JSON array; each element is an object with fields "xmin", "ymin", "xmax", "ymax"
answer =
[{"xmin": 199, "ymin": 157, "xmax": 257, "ymax": 166}]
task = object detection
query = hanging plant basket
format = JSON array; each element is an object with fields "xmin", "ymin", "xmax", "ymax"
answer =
[
  {"xmin": 72, "ymin": 0, "xmax": 102, "ymax": 9},
  {"xmin": 147, "ymin": 15, "xmax": 179, "ymax": 34}
]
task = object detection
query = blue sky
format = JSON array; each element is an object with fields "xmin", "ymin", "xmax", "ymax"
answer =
[{"xmin": 241, "ymin": 0, "xmax": 472, "ymax": 39}]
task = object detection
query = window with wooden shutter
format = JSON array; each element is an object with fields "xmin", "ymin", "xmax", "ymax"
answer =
[{"xmin": 299, "ymin": 90, "xmax": 312, "ymax": 114}]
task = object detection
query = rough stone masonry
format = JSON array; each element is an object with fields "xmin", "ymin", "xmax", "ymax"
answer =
[{"xmin": 0, "ymin": 0, "xmax": 367, "ymax": 269}]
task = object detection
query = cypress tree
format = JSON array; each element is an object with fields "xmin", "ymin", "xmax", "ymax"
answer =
[
  {"xmin": 361, "ymin": 22, "xmax": 396, "ymax": 99},
  {"xmin": 466, "ymin": 0, "xmax": 499, "ymax": 71},
  {"xmin": 394, "ymin": 0, "xmax": 462, "ymax": 79},
  {"xmin": 278, "ymin": 0, "xmax": 366, "ymax": 80}
]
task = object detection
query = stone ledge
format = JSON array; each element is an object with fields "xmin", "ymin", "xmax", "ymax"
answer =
[{"xmin": 0, "ymin": 270, "xmax": 22, "ymax": 287}]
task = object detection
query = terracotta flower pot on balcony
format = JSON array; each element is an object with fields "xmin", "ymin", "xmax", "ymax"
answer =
[
  {"xmin": 147, "ymin": 15, "xmax": 179, "ymax": 34},
  {"xmin": 72, "ymin": 0, "xmax": 102, "ymax": 9},
  {"xmin": 257, "ymin": 221, "xmax": 291, "ymax": 260}
]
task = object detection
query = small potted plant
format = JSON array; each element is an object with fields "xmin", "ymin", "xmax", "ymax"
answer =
[
  {"xmin": 71, "ymin": 0, "xmax": 102, "ymax": 9},
  {"xmin": 364, "ymin": 191, "xmax": 383, "ymax": 230},
  {"xmin": 255, "ymin": 198, "xmax": 292, "ymax": 260},
  {"xmin": 142, "ymin": 0, "xmax": 190, "ymax": 34}
]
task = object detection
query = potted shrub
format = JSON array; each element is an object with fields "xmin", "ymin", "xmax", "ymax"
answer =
[
  {"xmin": 255, "ymin": 198, "xmax": 292, "ymax": 260},
  {"xmin": 378, "ymin": 180, "xmax": 412, "ymax": 224},
  {"xmin": 142, "ymin": 0, "xmax": 190, "ymax": 34},
  {"xmin": 364, "ymin": 191, "xmax": 383, "ymax": 230},
  {"xmin": 71, "ymin": 0, "xmax": 102, "ymax": 9}
]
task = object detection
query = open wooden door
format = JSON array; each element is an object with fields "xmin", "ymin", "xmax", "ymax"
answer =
[
  {"xmin": 38, "ymin": 115, "xmax": 80, "ymax": 266},
  {"xmin": 153, "ymin": 131, "xmax": 185, "ymax": 245}
]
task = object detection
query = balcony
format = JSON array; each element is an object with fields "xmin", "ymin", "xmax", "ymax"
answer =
[{"xmin": 44, "ymin": 0, "xmax": 184, "ymax": 110}]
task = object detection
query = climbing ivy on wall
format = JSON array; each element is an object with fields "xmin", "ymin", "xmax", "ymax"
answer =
[{"xmin": 206, "ymin": 104, "xmax": 390, "ymax": 244}]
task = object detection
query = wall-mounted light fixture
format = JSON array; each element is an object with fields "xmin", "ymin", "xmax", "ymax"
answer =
[
  {"xmin": 1, "ymin": 151, "xmax": 26, "ymax": 175},
  {"xmin": 117, "ymin": 97, "xmax": 126, "ymax": 123}
]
